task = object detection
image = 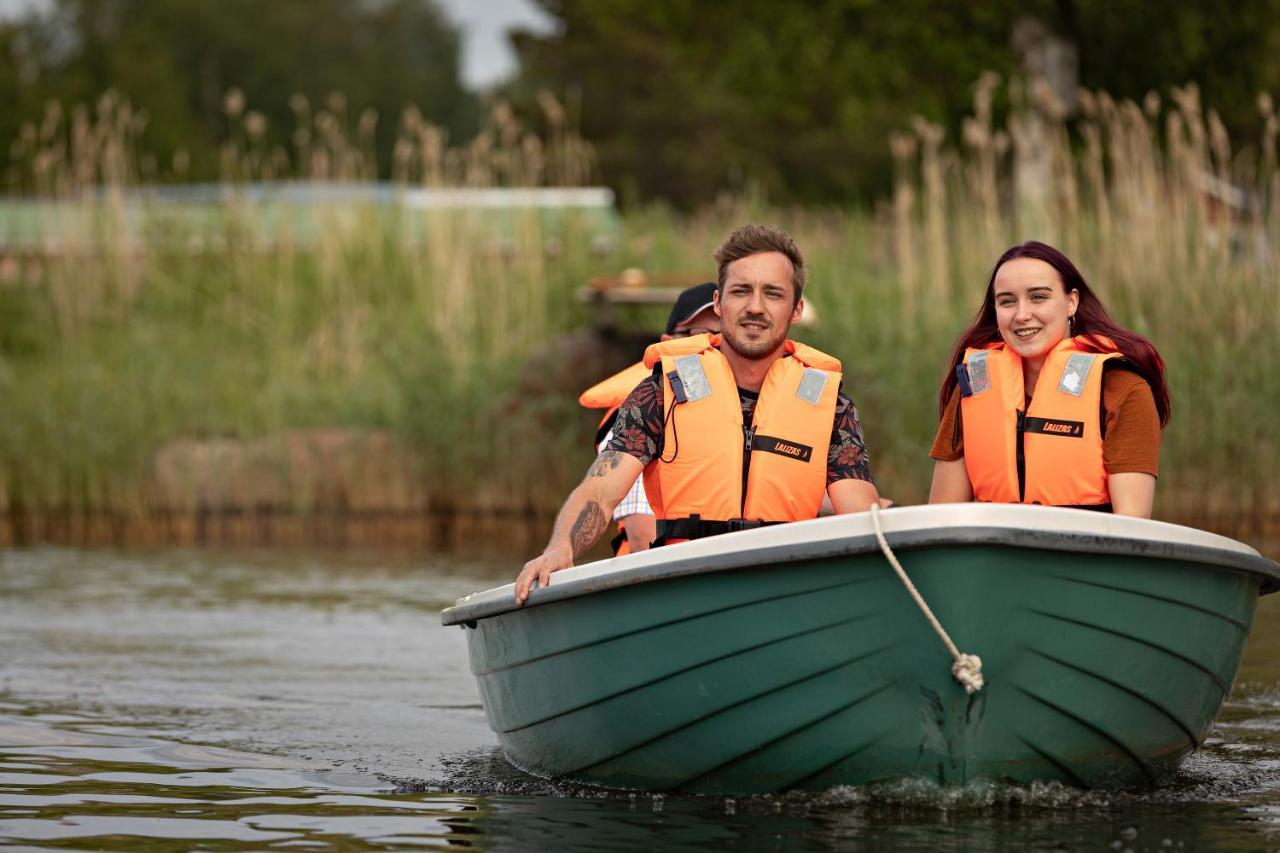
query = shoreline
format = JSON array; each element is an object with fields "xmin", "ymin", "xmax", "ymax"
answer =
[{"xmin": 2, "ymin": 504, "xmax": 1274, "ymax": 554}]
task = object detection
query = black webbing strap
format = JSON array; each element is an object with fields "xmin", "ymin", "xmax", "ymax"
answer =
[{"xmin": 655, "ymin": 516, "xmax": 784, "ymax": 544}]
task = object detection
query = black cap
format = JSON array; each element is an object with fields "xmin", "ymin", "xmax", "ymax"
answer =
[{"xmin": 664, "ymin": 282, "xmax": 718, "ymax": 335}]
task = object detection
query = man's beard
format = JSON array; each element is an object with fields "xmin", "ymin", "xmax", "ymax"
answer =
[{"xmin": 722, "ymin": 318, "xmax": 787, "ymax": 359}]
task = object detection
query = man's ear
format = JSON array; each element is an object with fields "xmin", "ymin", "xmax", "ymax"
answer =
[
  {"xmin": 713, "ymin": 289, "xmax": 723, "ymax": 316},
  {"xmin": 792, "ymin": 297, "xmax": 805, "ymax": 324}
]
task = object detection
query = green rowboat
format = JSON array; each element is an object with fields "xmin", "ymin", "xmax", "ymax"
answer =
[{"xmin": 440, "ymin": 504, "xmax": 1279, "ymax": 793}]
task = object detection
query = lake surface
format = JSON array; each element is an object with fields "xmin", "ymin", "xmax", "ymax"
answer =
[{"xmin": 1, "ymin": 545, "xmax": 1278, "ymax": 850}]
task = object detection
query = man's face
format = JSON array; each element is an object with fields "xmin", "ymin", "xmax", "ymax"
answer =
[{"xmin": 714, "ymin": 252, "xmax": 802, "ymax": 360}]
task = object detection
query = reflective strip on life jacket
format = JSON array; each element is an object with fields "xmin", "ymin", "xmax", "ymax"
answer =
[
  {"xmin": 640, "ymin": 334, "xmax": 841, "ymax": 526},
  {"xmin": 959, "ymin": 337, "xmax": 1120, "ymax": 506}
]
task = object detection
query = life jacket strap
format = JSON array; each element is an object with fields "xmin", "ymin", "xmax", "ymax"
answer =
[
  {"xmin": 655, "ymin": 516, "xmax": 784, "ymax": 544},
  {"xmin": 1061, "ymin": 503, "xmax": 1113, "ymax": 513}
]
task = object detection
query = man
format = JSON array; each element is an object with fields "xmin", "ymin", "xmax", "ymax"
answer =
[
  {"xmin": 578, "ymin": 282, "xmax": 722, "ymax": 555},
  {"xmin": 516, "ymin": 224, "xmax": 881, "ymax": 605}
]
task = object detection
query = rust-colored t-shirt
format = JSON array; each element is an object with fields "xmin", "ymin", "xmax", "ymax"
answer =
[{"xmin": 929, "ymin": 366, "xmax": 1161, "ymax": 476}]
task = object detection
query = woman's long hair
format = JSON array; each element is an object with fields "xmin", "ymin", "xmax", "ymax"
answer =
[{"xmin": 939, "ymin": 241, "xmax": 1171, "ymax": 425}]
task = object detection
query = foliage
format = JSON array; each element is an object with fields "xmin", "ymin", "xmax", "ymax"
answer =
[
  {"xmin": 0, "ymin": 0, "xmax": 476, "ymax": 184},
  {"xmin": 511, "ymin": 0, "xmax": 1280, "ymax": 206}
]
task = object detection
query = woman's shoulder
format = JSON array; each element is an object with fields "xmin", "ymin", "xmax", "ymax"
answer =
[
  {"xmin": 1100, "ymin": 362, "xmax": 1161, "ymax": 475},
  {"xmin": 1102, "ymin": 361, "xmax": 1153, "ymax": 399}
]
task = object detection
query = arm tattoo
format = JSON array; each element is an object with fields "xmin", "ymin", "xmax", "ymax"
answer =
[
  {"xmin": 587, "ymin": 450, "xmax": 626, "ymax": 478},
  {"xmin": 569, "ymin": 501, "xmax": 607, "ymax": 556}
]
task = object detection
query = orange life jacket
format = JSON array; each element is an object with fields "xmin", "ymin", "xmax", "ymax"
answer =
[
  {"xmin": 959, "ymin": 337, "xmax": 1120, "ymax": 507},
  {"xmin": 578, "ymin": 360, "xmax": 654, "ymax": 438},
  {"xmin": 640, "ymin": 334, "xmax": 841, "ymax": 534}
]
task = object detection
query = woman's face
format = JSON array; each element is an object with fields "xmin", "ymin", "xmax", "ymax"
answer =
[{"xmin": 992, "ymin": 258, "xmax": 1079, "ymax": 362}]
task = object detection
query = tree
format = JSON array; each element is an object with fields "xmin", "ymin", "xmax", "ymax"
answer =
[
  {"xmin": 511, "ymin": 0, "xmax": 1280, "ymax": 207},
  {"xmin": 0, "ymin": 0, "xmax": 476, "ymax": 183}
]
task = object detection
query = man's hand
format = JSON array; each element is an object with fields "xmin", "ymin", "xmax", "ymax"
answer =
[{"xmin": 515, "ymin": 542, "xmax": 574, "ymax": 605}]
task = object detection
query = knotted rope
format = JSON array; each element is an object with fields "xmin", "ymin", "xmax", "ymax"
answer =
[{"xmin": 868, "ymin": 504, "xmax": 984, "ymax": 694}]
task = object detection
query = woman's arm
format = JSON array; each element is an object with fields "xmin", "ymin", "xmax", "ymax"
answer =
[
  {"xmin": 928, "ymin": 458, "xmax": 973, "ymax": 503},
  {"xmin": 1101, "ymin": 368, "xmax": 1161, "ymax": 519},
  {"xmin": 1108, "ymin": 472, "xmax": 1155, "ymax": 518}
]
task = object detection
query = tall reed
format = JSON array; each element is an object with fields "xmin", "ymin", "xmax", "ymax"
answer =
[
  {"xmin": 879, "ymin": 75, "xmax": 1280, "ymax": 532},
  {"xmin": 0, "ymin": 89, "xmax": 603, "ymax": 529},
  {"xmin": 1, "ymin": 77, "xmax": 1276, "ymax": 545}
]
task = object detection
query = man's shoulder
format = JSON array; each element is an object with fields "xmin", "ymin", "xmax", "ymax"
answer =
[
  {"xmin": 618, "ymin": 371, "xmax": 664, "ymax": 413},
  {"xmin": 622, "ymin": 370, "xmax": 662, "ymax": 394},
  {"xmin": 833, "ymin": 387, "xmax": 856, "ymax": 414}
]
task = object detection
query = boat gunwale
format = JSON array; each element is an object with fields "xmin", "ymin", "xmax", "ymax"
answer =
[{"xmin": 441, "ymin": 506, "xmax": 1280, "ymax": 625}]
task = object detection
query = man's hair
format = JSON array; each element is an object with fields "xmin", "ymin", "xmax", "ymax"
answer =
[{"xmin": 713, "ymin": 224, "xmax": 806, "ymax": 305}]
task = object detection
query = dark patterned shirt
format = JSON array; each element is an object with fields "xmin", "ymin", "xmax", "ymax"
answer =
[{"xmin": 606, "ymin": 372, "xmax": 874, "ymax": 486}]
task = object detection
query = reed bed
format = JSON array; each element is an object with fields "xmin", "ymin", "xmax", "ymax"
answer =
[
  {"xmin": 0, "ymin": 90, "xmax": 604, "ymax": 543},
  {"xmin": 0, "ymin": 77, "xmax": 1276, "ymax": 547},
  {"xmin": 876, "ymin": 74, "xmax": 1280, "ymax": 532}
]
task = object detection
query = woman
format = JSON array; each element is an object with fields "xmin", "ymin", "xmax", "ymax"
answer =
[{"xmin": 929, "ymin": 241, "xmax": 1170, "ymax": 517}]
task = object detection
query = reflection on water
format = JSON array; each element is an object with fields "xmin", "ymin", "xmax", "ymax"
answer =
[
  {"xmin": 1, "ymin": 547, "xmax": 1279, "ymax": 850},
  {"xmin": 0, "ymin": 708, "xmax": 479, "ymax": 847}
]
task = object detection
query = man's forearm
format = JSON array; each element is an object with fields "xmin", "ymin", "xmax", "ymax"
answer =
[
  {"xmin": 547, "ymin": 488, "xmax": 610, "ymax": 558},
  {"xmin": 545, "ymin": 451, "xmax": 629, "ymax": 557},
  {"xmin": 516, "ymin": 450, "xmax": 643, "ymax": 605},
  {"xmin": 828, "ymin": 477, "xmax": 881, "ymax": 514}
]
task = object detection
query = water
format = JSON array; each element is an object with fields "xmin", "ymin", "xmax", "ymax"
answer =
[{"xmin": 2, "ymin": 546, "xmax": 1278, "ymax": 850}]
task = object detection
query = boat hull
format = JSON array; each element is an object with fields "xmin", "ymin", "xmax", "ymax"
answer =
[{"xmin": 444, "ymin": 507, "xmax": 1277, "ymax": 793}]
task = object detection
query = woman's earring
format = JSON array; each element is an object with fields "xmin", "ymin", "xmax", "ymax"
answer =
[{"xmin": 1068, "ymin": 314, "xmax": 1076, "ymax": 331}]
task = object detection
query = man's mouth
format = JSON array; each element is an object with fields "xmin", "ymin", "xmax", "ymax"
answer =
[{"xmin": 740, "ymin": 320, "xmax": 769, "ymax": 331}]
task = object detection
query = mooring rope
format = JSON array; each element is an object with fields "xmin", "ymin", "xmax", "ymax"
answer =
[{"xmin": 868, "ymin": 504, "xmax": 984, "ymax": 694}]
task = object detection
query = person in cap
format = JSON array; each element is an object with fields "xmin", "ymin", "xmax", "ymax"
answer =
[
  {"xmin": 517, "ymin": 224, "xmax": 882, "ymax": 605},
  {"xmin": 577, "ymin": 282, "xmax": 722, "ymax": 555}
]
